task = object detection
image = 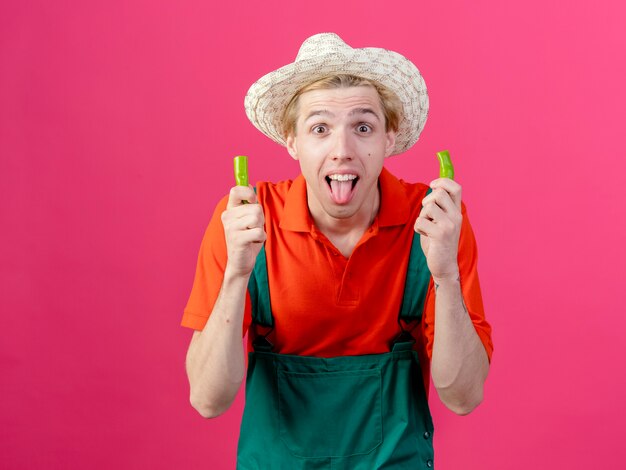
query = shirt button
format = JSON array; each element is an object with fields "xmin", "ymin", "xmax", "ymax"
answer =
[
  {"xmin": 426, "ymin": 459, "xmax": 433, "ymax": 468},
  {"xmin": 423, "ymin": 431, "xmax": 431, "ymax": 439}
]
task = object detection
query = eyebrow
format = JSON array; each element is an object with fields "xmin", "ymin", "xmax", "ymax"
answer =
[
  {"xmin": 304, "ymin": 110, "xmax": 333, "ymax": 122},
  {"xmin": 349, "ymin": 107, "xmax": 381, "ymax": 120},
  {"xmin": 303, "ymin": 107, "xmax": 381, "ymax": 122}
]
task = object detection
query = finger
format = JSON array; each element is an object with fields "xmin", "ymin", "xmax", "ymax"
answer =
[
  {"xmin": 225, "ymin": 212, "xmax": 265, "ymax": 232},
  {"xmin": 222, "ymin": 204, "xmax": 265, "ymax": 228},
  {"xmin": 420, "ymin": 199, "xmax": 446, "ymax": 223},
  {"xmin": 414, "ymin": 215, "xmax": 437, "ymax": 237},
  {"xmin": 422, "ymin": 188, "xmax": 457, "ymax": 216},
  {"xmin": 415, "ymin": 226, "xmax": 428, "ymax": 237},
  {"xmin": 227, "ymin": 185, "xmax": 258, "ymax": 209},
  {"xmin": 429, "ymin": 178, "xmax": 462, "ymax": 209},
  {"xmin": 231, "ymin": 227, "xmax": 267, "ymax": 245}
]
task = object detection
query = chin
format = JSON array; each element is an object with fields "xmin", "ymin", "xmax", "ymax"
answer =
[{"xmin": 324, "ymin": 203, "xmax": 358, "ymax": 219}]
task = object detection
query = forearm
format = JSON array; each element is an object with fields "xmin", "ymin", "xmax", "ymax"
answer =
[
  {"xmin": 186, "ymin": 267, "xmax": 248, "ymax": 418},
  {"xmin": 430, "ymin": 274, "xmax": 489, "ymax": 415}
]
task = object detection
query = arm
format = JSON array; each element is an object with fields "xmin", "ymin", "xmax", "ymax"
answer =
[
  {"xmin": 430, "ymin": 274, "xmax": 489, "ymax": 415},
  {"xmin": 415, "ymin": 179, "xmax": 489, "ymax": 415},
  {"xmin": 185, "ymin": 185, "xmax": 266, "ymax": 418}
]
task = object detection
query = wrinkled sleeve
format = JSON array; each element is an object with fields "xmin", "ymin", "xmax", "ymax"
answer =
[
  {"xmin": 180, "ymin": 195, "xmax": 252, "ymax": 336},
  {"xmin": 421, "ymin": 202, "xmax": 493, "ymax": 362}
]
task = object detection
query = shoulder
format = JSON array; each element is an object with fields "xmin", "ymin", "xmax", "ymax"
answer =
[
  {"xmin": 254, "ymin": 179, "xmax": 301, "ymax": 226},
  {"xmin": 381, "ymin": 167, "xmax": 430, "ymax": 198},
  {"xmin": 255, "ymin": 179, "xmax": 294, "ymax": 206},
  {"xmin": 379, "ymin": 168, "xmax": 431, "ymax": 220},
  {"xmin": 398, "ymin": 178, "xmax": 431, "ymax": 199}
]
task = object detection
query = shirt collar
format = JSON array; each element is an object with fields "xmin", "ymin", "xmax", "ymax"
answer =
[{"xmin": 279, "ymin": 167, "xmax": 410, "ymax": 232}]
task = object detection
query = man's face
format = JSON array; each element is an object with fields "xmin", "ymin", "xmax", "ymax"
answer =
[{"xmin": 286, "ymin": 86, "xmax": 396, "ymax": 224}]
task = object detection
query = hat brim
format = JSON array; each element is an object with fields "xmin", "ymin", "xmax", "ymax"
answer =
[{"xmin": 245, "ymin": 44, "xmax": 428, "ymax": 156}]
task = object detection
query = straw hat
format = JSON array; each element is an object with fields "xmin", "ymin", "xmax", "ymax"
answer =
[{"xmin": 244, "ymin": 33, "xmax": 429, "ymax": 156}]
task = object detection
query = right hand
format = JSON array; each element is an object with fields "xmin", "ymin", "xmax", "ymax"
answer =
[{"xmin": 221, "ymin": 185, "xmax": 266, "ymax": 277}]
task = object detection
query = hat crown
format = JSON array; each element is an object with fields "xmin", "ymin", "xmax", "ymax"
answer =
[{"xmin": 295, "ymin": 33, "xmax": 351, "ymax": 61}]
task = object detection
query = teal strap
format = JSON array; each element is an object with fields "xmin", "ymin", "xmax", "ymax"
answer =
[
  {"xmin": 247, "ymin": 186, "xmax": 274, "ymax": 328},
  {"xmin": 398, "ymin": 188, "xmax": 432, "ymax": 323},
  {"xmin": 248, "ymin": 245, "xmax": 274, "ymax": 328},
  {"xmin": 391, "ymin": 340, "xmax": 415, "ymax": 352}
]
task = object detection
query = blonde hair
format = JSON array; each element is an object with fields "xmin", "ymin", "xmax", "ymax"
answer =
[{"xmin": 281, "ymin": 74, "xmax": 402, "ymax": 138}]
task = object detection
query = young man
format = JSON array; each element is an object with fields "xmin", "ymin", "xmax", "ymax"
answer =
[{"xmin": 182, "ymin": 33, "xmax": 493, "ymax": 469}]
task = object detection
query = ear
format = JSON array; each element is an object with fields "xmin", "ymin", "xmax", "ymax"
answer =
[
  {"xmin": 383, "ymin": 130, "xmax": 397, "ymax": 158},
  {"xmin": 286, "ymin": 134, "xmax": 299, "ymax": 160}
]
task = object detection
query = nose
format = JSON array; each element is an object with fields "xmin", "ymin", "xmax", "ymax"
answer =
[{"xmin": 329, "ymin": 128, "xmax": 353, "ymax": 161}]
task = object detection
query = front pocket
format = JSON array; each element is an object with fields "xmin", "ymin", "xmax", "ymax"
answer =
[{"xmin": 277, "ymin": 368, "xmax": 383, "ymax": 459}]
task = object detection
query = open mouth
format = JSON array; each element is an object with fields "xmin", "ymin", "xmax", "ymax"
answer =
[{"xmin": 325, "ymin": 174, "xmax": 359, "ymax": 204}]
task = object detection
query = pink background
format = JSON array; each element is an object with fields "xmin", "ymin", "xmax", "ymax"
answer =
[{"xmin": 2, "ymin": 0, "xmax": 625, "ymax": 468}]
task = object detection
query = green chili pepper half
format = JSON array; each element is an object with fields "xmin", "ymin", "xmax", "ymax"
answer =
[
  {"xmin": 436, "ymin": 150, "xmax": 455, "ymax": 180},
  {"xmin": 233, "ymin": 155, "xmax": 248, "ymax": 187}
]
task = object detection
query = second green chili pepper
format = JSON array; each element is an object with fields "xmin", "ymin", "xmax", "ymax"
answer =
[
  {"xmin": 436, "ymin": 150, "xmax": 455, "ymax": 180},
  {"xmin": 234, "ymin": 155, "xmax": 249, "ymax": 187}
]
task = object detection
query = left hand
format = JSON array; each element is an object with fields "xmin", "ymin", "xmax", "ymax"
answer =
[{"xmin": 414, "ymin": 178, "xmax": 463, "ymax": 281}]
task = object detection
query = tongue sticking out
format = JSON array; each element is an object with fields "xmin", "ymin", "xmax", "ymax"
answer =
[{"xmin": 329, "ymin": 179, "xmax": 355, "ymax": 204}]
